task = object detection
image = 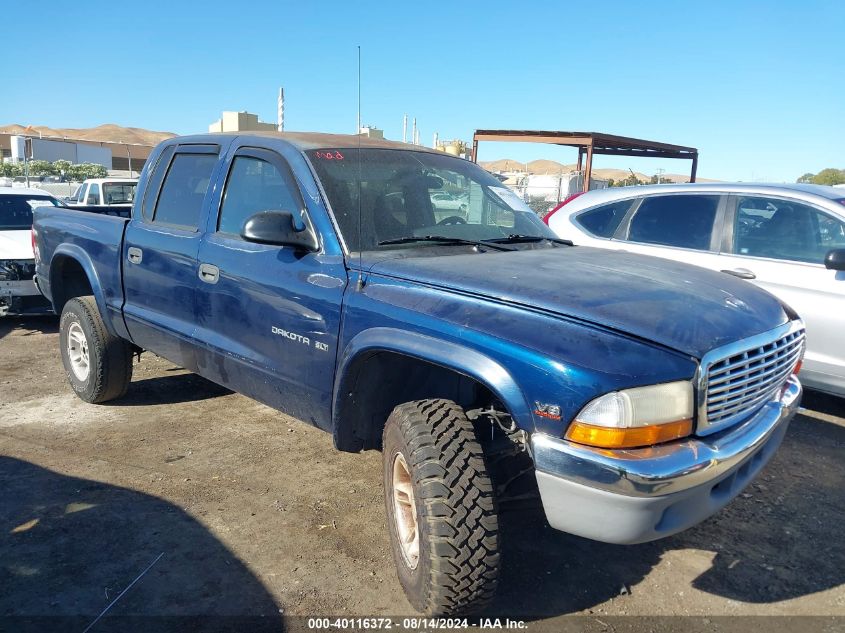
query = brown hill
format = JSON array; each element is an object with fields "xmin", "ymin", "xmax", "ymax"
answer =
[
  {"xmin": 0, "ymin": 123, "xmax": 176, "ymax": 146},
  {"xmin": 480, "ymin": 158, "xmax": 714, "ymax": 183}
]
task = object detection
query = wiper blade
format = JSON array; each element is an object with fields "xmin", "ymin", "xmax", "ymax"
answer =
[
  {"xmin": 377, "ymin": 235, "xmax": 515, "ymax": 251},
  {"xmin": 483, "ymin": 234, "xmax": 574, "ymax": 246}
]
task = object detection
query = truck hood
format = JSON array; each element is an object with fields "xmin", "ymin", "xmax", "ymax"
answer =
[
  {"xmin": 0, "ymin": 230, "xmax": 34, "ymax": 260},
  {"xmin": 367, "ymin": 247, "xmax": 790, "ymax": 359}
]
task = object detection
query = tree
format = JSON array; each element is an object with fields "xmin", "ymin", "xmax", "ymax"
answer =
[
  {"xmin": 0, "ymin": 161, "xmax": 23, "ymax": 177},
  {"xmin": 53, "ymin": 160, "xmax": 73, "ymax": 179},
  {"xmin": 795, "ymin": 168, "xmax": 845, "ymax": 186},
  {"xmin": 812, "ymin": 168, "xmax": 845, "ymax": 186},
  {"xmin": 27, "ymin": 160, "xmax": 56, "ymax": 176}
]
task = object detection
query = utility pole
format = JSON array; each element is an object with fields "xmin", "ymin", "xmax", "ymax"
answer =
[{"xmin": 277, "ymin": 87, "xmax": 285, "ymax": 132}]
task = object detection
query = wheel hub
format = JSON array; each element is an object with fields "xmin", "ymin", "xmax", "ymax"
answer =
[
  {"xmin": 392, "ymin": 452, "xmax": 420, "ymax": 569},
  {"xmin": 66, "ymin": 321, "xmax": 90, "ymax": 381}
]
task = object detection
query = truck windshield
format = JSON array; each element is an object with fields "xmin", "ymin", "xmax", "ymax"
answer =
[
  {"xmin": 102, "ymin": 182, "xmax": 137, "ymax": 205},
  {"xmin": 308, "ymin": 148, "xmax": 554, "ymax": 252},
  {"xmin": 0, "ymin": 195, "xmax": 60, "ymax": 230}
]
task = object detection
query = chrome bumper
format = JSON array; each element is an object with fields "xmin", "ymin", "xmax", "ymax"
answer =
[{"xmin": 530, "ymin": 375, "xmax": 801, "ymax": 544}]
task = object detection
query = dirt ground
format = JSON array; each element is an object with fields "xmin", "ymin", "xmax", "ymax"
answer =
[{"xmin": 1, "ymin": 315, "xmax": 844, "ymax": 628}]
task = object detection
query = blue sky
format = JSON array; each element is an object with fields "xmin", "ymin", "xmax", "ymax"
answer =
[{"xmin": 3, "ymin": 0, "xmax": 842, "ymax": 181}]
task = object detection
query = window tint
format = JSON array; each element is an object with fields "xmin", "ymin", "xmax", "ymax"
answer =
[
  {"xmin": 575, "ymin": 200, "xmax": 632, "ymax": 237},
  {"xmin": 733, "ymin": 196, "xmax": 845, "ymax": 264},
  {"xmin": 86, "ymin": 184, "xmax": 100, "ymax": 205},
  {"xmin": 142, "ymin": 145, "xmax": 176, "ymax": 219},
  {"xmin": 219, "ymin": 156, "xmax": 301, "ymax": 236},
  {"xmin": 627, "ymin": 194, "xmax": 719, "ymax": 250},
  {"xmin": 153, "ymin": 153, "xmax": 217, "ymax": 229}
]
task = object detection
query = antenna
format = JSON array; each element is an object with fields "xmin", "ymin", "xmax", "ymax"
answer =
[{"xmin": 356, "ymin": 45, "xmax": 364, "ymax": 290}]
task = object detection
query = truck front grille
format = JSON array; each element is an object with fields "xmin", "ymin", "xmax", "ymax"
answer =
[{"xmin": 698, "ymin": 323, "xmax": 804, "ymax": 435}]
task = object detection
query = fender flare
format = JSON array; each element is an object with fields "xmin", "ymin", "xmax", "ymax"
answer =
[
  {"xmin": 50, "ymin": 244, "xmax": 112, "ymax": 333},
  {"xmin": 332, "ymin": 327, "xmax": 534, "ymax": 447}
]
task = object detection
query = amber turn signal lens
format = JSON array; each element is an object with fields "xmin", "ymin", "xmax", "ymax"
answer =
[
  {"xmin": 565, "ymin": 418, "xmax": 693, "ymax": 449},
  {"xmin": 793, "ymin": 360, "xmax": 802, "ymax": 375}
]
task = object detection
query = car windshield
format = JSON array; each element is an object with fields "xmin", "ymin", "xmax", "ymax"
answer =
[
  {"xmin": 102, "ymin": 182, "xmax": 137, "ymax": 204},
  {"xmin": 0, "ymin": 195, "xmax": 60, "ymax": 230},
  {"xmin": 308, "ymin": 148, "xmax": 554, "ymax": 252}
]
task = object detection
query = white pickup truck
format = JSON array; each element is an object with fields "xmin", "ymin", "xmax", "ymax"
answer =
[{"xmin": 66, "ymin": 178, "xmax": 138, "ymax": 207}]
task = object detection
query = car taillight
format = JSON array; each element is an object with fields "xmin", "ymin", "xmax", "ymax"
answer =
[
  {"xmin": 543, "ymin": 191, "xmax": 587, "ymax": 225},
  {"xmin": 31, "ymin": 227, "xmax": 36, "ymax": 252}
]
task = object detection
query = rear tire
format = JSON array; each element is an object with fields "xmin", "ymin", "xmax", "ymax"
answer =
[
  {"xmin": 382, "ymin": 399, "xmax": 500, "ymax": 615},
  {"xmin": 59, "ymin": 296, "xmax": 133, "ymax": 403}
]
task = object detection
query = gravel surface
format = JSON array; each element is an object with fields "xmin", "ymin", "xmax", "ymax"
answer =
[{"xmin": 1, "ymin": 315, "xmax": 843, "ymax": 626}]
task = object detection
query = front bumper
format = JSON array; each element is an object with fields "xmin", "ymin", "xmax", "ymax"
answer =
[{"xmin": 530, "ymin": 375, "xmax": 801, "ymax": 544}]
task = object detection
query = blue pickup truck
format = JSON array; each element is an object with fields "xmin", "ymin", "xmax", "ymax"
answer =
[{"xmin": 33, "ymin": 132, "xmax": 804, "ymax": 615}]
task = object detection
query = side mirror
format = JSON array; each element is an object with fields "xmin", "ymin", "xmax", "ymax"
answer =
[
  {"xmin": 824, "ymin": 248, "xmax": 845, "ymax": 271},
  {"xmin": 241, "ymin": 210, "xmax": 319, "ymax": 252}
]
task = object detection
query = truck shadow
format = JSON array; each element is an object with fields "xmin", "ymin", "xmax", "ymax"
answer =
[
  {"xmin": 0, "ymin": 457, "xmax": 284, "ymax": 630},
  {"xmin": 112, "ymin": 373, "xmax": 233, "ymax": 407},
  {"xmin": 492, "ymin": 412, "xmax": 845, "ymax": 618},
  {"xmin": 0, "ymin": 315, "xmax": 58, "ymax": 341}
]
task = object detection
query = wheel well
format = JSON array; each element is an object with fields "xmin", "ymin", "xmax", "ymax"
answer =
[
  {"xmin": 334, "ymin": 351, "xmax": 501, "ymax": 452},
  {"xmin": 50, "ymin": 256, "xmax": 93, "ymax": 312}
]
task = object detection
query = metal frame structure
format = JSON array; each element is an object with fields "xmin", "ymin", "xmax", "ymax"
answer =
[{"xmin": 471, "ymin": 129, "xmax": 699, "ymax": 192}]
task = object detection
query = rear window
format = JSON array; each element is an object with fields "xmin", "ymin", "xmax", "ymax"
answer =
[
  {"xmin": 627, "ymin": 194, "xmax": 719, "ymax": 250},
  {"xmin": 103, "ymin": 182, "xmax": 137, "ymax": 205},
  {"xmin": 0, "ymin": 195, "xmax": 60, "ymax": 230},
  {"xmin": 153, "ymin": 153, "xmax": 218, "ymax": 230},
  {"xmin": 575, "ymin": 200, "xmax": 633, "ymax": 238}
]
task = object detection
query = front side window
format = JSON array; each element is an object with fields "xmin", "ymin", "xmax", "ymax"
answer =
[
  {"xmin": 308, "ymin": 148, "xmax": 553, "ymax": 251},
  {"xmin": 0, "ymin": 195, "xmax": 61, "ymax": 230},
  {"xmin": 153, "ymin": 153, "xmax": 218, "ymax": 230},
  {"xmin": 575, "ymin": 199, "xmax": 633, "ymax": 238},
  {"xmin": 218, "ymin": 156, "xmax": 302, "ymax": 236},
  {"xmin": 627, "ymin": 194, "xmax": 719, "ymax": 250},
  {"xmin": 733, "ymin": 196, "xmax": 845, "ymax": 264}
]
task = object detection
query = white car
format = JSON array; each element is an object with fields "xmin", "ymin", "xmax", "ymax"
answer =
[
  {"xmin": 66, "ymin": 178, "xmax": 138, "ymax": 207},
  {"xmin": 545, "ymin": 183, "xmax": 845, "ymax": 397},
  {"xmin": 0, "ymin": 187, "xmax": 62, "ymax": 315}
]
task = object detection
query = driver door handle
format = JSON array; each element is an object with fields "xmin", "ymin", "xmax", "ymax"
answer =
[
  {"xmin": 721, "ymin": 268, "xmax": 756, "ymax": 280},
  {"xmin": 127, "ymin": 247, "xmax": 143, "ymax": 264},
  {"xmin": 198, "ymin": 263, "xmax": 220, "ymax": 284}
]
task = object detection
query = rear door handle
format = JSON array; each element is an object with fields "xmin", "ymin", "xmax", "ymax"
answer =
[
  {"xmin": 127, "ymin": 247, "xmax": 143, "ymax": 264},
  {"xmin": 721, "ymin": 268, "xmax": 756, "ymax": 280},
  {"xmin": 198, "ymin": 263, "xmax": 220, "ymax": 284}
]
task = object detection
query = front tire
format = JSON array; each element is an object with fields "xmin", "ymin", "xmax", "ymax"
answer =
[
  {"xmin": 382, "ymin": 399, "xmax": 500, "ymax": 615},
  {"xmin": 59, "ymin": 296, "xmax": 133, "ymax": 403}
]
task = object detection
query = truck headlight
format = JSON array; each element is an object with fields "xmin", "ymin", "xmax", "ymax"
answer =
[{"xmin": 565, "ymin": 381, "xmax": 694, "ymax": 449}]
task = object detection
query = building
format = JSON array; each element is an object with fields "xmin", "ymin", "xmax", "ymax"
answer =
[
  {"xmin": 358, "ymin": 126, "xmax": 384, "ymax": 139},
  {"xmin": 0, "ymin": 133, "xmax": 157, "ymax": 174},
  {"xmin": 208, "ymin": 111, "xmax": 277, "ymax": 133},
  {"xmin": 8, "ymin": 135, "xmax": 112, "ymax": 168}
]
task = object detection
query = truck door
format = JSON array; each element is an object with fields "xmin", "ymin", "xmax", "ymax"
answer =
[
  {"xmin": 194, "ymin": 145, "xmax": 346, "ymax": 429},
  {"xmin": 122, "ymin": 143, "xmax": 220, "ymax": 370}
]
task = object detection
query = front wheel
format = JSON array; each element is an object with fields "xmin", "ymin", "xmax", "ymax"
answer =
[
  {"xmin": 59, "ymin": 296, "xmax": 133, "ymax": 403},
  {"xmin": 382, "ymin": 399, "xmax": 500, "ymax": 615}
]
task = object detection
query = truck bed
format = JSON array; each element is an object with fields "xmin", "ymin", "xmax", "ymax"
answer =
[{"xmin": 33, "ymin": 205, "xmax": 129, "ymax": 335}]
